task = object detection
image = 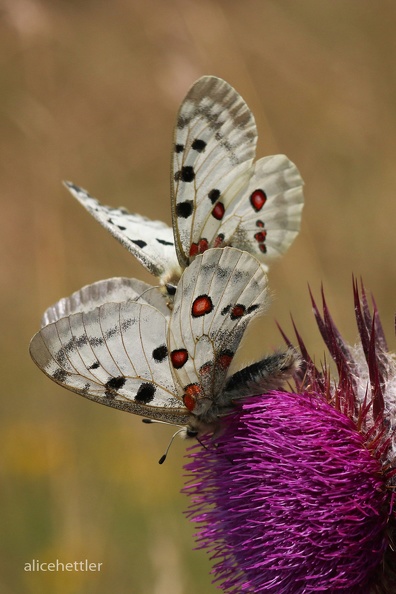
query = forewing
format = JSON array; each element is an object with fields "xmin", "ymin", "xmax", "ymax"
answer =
[
  {"xmin": 201, "ymin": 154, "xmax": 304, "ymax": 267},
  {"xmin": 65, "ymin": 182, "xmax": 180, "ymax": 280},
  {"xmin": 168, "ymin": 247, "xmax": 269, "ymax": 398},
  {"xmin": 41, "ymin": 277, "xmax": 170, "ymax": 327},
  {"xmin": 30, "ymin": 301, "xmax": 189, "ymax": 425},
  {"xmin": 171, "ymin": 76, "xmax": 257, "ymax": 267}
]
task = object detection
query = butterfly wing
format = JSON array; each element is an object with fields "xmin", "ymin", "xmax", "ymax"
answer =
[
  {"xmin": 30, "ymin": 301, "xmax": 189, "ymax": 425},
  {"xmin": 65, "ymin": 182, "xmax": 181, "ymax": 282},
  {"xmin": 167, "ymin": 247, "xmax": 269, "ymax": 411},
  {"xmin": 171, "ymin": 76, "xmax": 304, "ymax": 269},
  {"xmin": 199, "ymin": 154, "xmax": 304, "ymax": 267},
  {"xmin": 171, "ymin": 76, "xmax": 257, "ymax": 267},
  {"xmin": 41, "ymin": 277, "xmax": 170, "ymax": 327}
]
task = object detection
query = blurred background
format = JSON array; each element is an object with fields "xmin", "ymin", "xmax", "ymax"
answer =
[{"xmin": 2, "ymin": 1, "xmax": 396, "ymax": 592}]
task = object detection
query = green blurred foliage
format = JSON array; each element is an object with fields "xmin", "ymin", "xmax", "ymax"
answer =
[{"xmin": 1, "ymin": 0, "xmax": 396, "ymax": 592}]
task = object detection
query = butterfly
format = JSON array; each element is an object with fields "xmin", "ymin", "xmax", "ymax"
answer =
[
  {"xmin": 30, "ymin": 247, "xmax": 299, "ymax": 440},
  {"xmin": 65, "ymin": 75, "xmax": 304, "ymax": 299}
]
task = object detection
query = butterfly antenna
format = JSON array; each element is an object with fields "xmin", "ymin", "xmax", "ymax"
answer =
[
  {"xmin": 142, "ymin": 419, "xmax": 186, "ymax": 464},
  {"xmin": 142, "ymin": 418, "xmax": 169, "ymax": 426},
  {"xmin": 134, "ymin": 284, "xmax": 162, "ymax": 303},
  {"xmin": 158, "ymin": 427, "xmax": 186, "ymax": 465}
]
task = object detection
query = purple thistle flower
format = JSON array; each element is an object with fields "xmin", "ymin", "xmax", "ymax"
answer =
[{"xmin": 183, "ymin": 279, "xmax": 396, "ymax": 593}]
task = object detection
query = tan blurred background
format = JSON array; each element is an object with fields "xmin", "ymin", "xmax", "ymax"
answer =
[{"xmin": 2, "ymin": 1, "xmax": 396, "ymax": 592}]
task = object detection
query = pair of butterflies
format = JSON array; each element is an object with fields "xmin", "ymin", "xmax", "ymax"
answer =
[{"xmin": 30, "ymin": 76, "xmax": 303, "ymax": 441}]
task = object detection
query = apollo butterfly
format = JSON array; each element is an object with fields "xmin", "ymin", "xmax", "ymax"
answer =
[{"xmin": 65, "ymin": 75, "xmax": 304, "ymax": 299}]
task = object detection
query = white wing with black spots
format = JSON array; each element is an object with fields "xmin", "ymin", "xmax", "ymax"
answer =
[
  {"xmin": 41, "ymin": 277, "xmax": 170, "ymax": 327},
  {"xmin": 171, "ymin": 76, "xmax": 257, "ymax": 267},
  {"xmin": 64, "ymin": 182, "xmax": 181, "ymax": 283},
  {"xmin": 30, "ymin": 301, "xmax": 189, "ymax": 425},
  {"xmin": 167, "ymin": 247, "xmax": 269, "ymax": 404}
]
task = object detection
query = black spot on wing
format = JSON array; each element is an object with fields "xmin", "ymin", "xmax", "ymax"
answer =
[
  {"xmin": 104, "ymin": 376, "xmax": 126, "ymax": 400},
  {"xmin": 107, "ymin": 217, "xmax": 122, "ymax": 228},
  {"xmin": 156, "ymin": 238, "xmax": 174, "ymax": 246},
  {"xmin": 174, "ymin": 166, "xmax": 195, "ymax": 183},
  {"xmin": 152, "ymin": 345, "xmax": 168, "ymax": 363},
  {"xmin": 208, "ymin": 189, "xmax": 221, "ymax": 204},
  {"xmin": 131, "ymin": 239, "xmax": 147, "ymax": 249},
  {"xmin": 191, "ymin": 138, "xmax": 206, "ymax": 152},
  {"xmin": 105, "ymin": 376, "xmax": 126, "ymax": 391},
  {"xmin": 67, "ymin": 182, "xmax": 88, "ymax": 196},
  {"xmin": 247, "ymin": 304, "xmax": 260, "ymax": 315},
  {"xmin": 135, "ymin": 383, "xmax": 156, "ymax": 403},
  {"xmin": 176, "ymin": 201, "xmax": 194, "ymax": 219},
  {"xmin": 89, "ymin": 361, "xmax": 100, "ymax": 370},
  {"xmin": 175, "ymin": 143, "xmax": 184, "ymax": 153}
]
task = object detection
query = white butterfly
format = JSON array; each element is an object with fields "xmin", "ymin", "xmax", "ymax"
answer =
[
  {"xmin": 30, "ymin": 248, "xmax": 298, "ymax": 439},
  {"xmin": 65, "ymin": 75, "xmax": 304, "ymax": 298}
]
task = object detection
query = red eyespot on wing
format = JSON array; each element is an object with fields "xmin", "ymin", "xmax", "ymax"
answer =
[
  {"xmin": 211, "ymin": 202, "xmax": 225, "ymax": 220},
  {"xmin": 198, "ymin": 238, "xmax": 209, "ymax": 253},
  {"xmin": 217, "ymin": 351, "xmax": 234, "ymax": 371},
  {"xmin": 192, "ymin": 295, "xmax": 213, "ymax": 317},
  {"xmin": 250, "ymin": 189, "xmax": 267, "ymax": 212},
  {"xmin": 230, "ymin": 304, "xmax": 246, "ymax": 319},
  {"xmin": 254, "ymin": 231, "xmax": 267, "ymax": 243},
  {"xmin": 199, "ymin": 361, "xmax": 213, "ymax": 376},
  {"xmin": 256, "ymin": 220, "xmax": 265, "ymax": 228},
  {"xmin": 189, "ymin": 242, "xmax": 199, "ymax": 257},
  {"xmin": 214, "ymin": 233, "xmax": 225, "ymax": 248},
  {"xmin": 170, "ymin": 349, "xmax": 189, "ymax": 369},
  {"xmin": 183, "ymin": 394, "xmax": 196, "ymax": 411},
  {"xmin": 259, "ymin": 244, "xmax": 267, "ymax": 254},
  {"xmin": 183, "ymin": 383, "xmax": 203, "ymax": 411},
  {"xmin": 190, "ymin": 239, "xmax": 208, "ymax": 257}
]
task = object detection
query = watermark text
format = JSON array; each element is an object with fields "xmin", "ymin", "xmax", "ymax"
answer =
[{"xmin": 24, "ymin": 560, "xmax": 102, "ymax": 572}]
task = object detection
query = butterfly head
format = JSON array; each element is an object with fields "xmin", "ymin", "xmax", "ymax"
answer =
[{"xmin": 159, "ymin": 265, "xmax": 183, "ymax": 302}]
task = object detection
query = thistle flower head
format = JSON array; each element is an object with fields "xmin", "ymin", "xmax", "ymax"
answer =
[{"xmin": 183, "ymin": 279, "xmax": 396, "ymax": 593}]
